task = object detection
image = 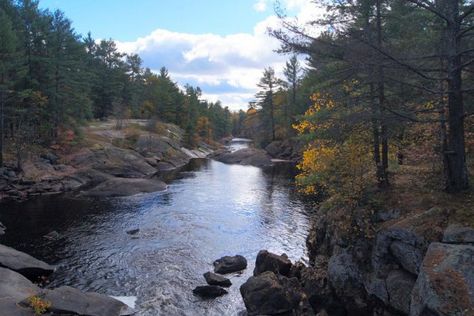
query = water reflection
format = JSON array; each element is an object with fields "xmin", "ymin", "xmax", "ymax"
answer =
[{"xmin": 0, "ymin": 141, "xmax": 311, "ymax": 316}]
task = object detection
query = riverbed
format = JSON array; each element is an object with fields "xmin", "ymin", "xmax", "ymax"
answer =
[{"xmin": 0, "ymin": 140, "xmax": 313, "ymax": 315}]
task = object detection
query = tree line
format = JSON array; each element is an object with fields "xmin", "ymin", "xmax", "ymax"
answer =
[
  {"xmin": 0, "ymin": 0, "xmax": 232, "ymax": 167},
  {"xmin": 237, "ymin": 0, "xmax": 473, "ymax": 196}
]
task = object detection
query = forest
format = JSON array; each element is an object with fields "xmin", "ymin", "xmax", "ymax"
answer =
[
  {"xmin": 235, "ymin": 0, "xmax": 474, "ymax": 200},
  {"xmin": 0, "ymin": 0, "xmax": 233, "ymax": 168}
]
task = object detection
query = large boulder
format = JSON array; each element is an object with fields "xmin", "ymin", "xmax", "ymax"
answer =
[
  {"xmin": 385, "ymin": 270, "xmax": 416, "ymax": 315},
  {"xmin": 71, "ymin": 146, "xmax": 157, "ymax": 178},
  {"xmin": 410, "ymin": 242, "xmax": 474, "ymax": 316},
  {"xmin": 240, "ymin": 271, "xmax": 305, "ymax": 316},
  {"xmin": 203, "ymin": 272, "xmax": 232, "ymax": 287},
  {"xmin": 300, "ymin": 258, "xmax": 346, "ymax": 316},
  {"xmin": 372, "ymin": 208, "xmax": 450, "ymax": 276},
  {"xmin": 0, "ymin": 244, "xmax": 54, "ymax": 280},
  {"xmin": 254, "ymin": 250, "xmax": 293, "ymax": 277},
  {"xmin": 265, "ymin": 139, "xmax": 302, "ymax": 160},
  {"xmin": 327, "ymin": 249, "xmax": 367, "ymax": 312},
  {"xmin": 32, "ymin": 286, "xmax": 134, "ymax": 316},
  {"xmin": 0, "ymin": 267, "xmax": 40, "ymax": 316},
  {"xmin": 192, "ymin": 285, "xmax": 228, "ymax": 299},
  {"xmin": 213, "ymin": 148, "xmax": 272, "ymax": 168},
  {"xmin": 442, "ymin": 224, "xmax": 474, "ymax": 244},
  {"xmin": 81, "ymin": 177, "xmax": 167, "ymax": 197},
  {"xmin": 213, "ymin": 255, "xmax": 247, "ymax": 274}
]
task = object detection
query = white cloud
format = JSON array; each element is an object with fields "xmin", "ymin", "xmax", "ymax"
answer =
[
  {"xmin": 253, "ymin": 0, "xmax": 268, "ymax": 12},
  {"xmin": 116, "ymin": 0, "xmax": 325, "ymax": 111}
]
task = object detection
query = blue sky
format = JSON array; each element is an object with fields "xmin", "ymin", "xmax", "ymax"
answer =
[
  {"xmin": 39, "ymin": 0, "xmax": 322, "ymax": 111},
  {"xmin": 39, "ymin": 0, "xmax": 272, "ymax": 40}
]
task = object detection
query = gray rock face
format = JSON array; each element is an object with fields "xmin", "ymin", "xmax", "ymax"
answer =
[
  {"xmin": 213, "ymin": 148, "xmax": 272, "ymax": 168},
  {"xmin": 442, "ymin": 224, "xmax": 474, "ymax": 244},
  {"xmin": 213, "ymin": 255, "xmax": 247, "ymax": 274},
  {"xmin": 82, "ymin": 177, "xmax": 167, "ymax": 197},
  {"xmin": 0, "ymin": 244, "xmax": 54, "ymax": 280},
  {"xmin": 372, "ymin": 208, "xmax": 449, "ymax": 277},
  {"xmin": 389, "ymin": 241, "xmax": 423, "ymax": 275},
  {"xmin": 328, "ymin": 250, "xmax": 363, "ymax": 298},
  {"xmin": 203, "ymin": 272, "xmax": 232, "ymax": 287},
  {"xmin": 37, "ymin": 286, "xmax": 134, "ymax": 316},
  {"xmin": 240, "ymin": 271, "xmax": 303, "ymax": 316},
  {"xmin": 0, "ymin": 268, "xmax": 40, "ymax": 316},
  {"xmin": 386, "ymin": 270, "xmax": 416, "ymax": 314},
  {"xmin": 410, "ymin": 242, "xmax": 474, "ymax": 316},
  {"xmin": 71, "ymin": 146, "xmax": 157, "ymax": 178},
  {"xmin": 264, "ymin": 139, "xmax": 302, "ymax": 160},
  {"xmin": 253, "ymin": 250, "xmax": 293, "ymax": 277},
  {"xmin": 193, "ymin": 285, "xmax": 228, "ymax": 298}
]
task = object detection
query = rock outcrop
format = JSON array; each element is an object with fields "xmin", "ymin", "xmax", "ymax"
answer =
[
  {"xmin": 410, "ymin": 242, "xmax": 474, "ymax": 316},
  {"xmin": 213, "ymin": 255, "xmax": 248, "ymax": 274},
  {"xmin": 240, "ymin": 271, "xmax": 306, "ymax": 316},
  {"xmin": 0, "ymin": 263, "xmax": 133, "ymax": 316},
  {"xmin": 0, "ymin": 244, "xmax": 54, "ymax": 280},
  {"xmin": 212, "ymin": 148, "xmax": 272, "ymax": 168},
  {"xmin": 0, "ymin": 120, "xmax": 215, "ymax": 201},
  {"xmin": 264, "ymin": 139, "xmax": 303, "ymax": 161},
  {"xmin": 29, "ymin": 286, "xmax": 134, "ymax": 316},
  {"xmin": 203, "ymin": 272, "xmax": 232, "ymax": 287},
  {"xmin": 81, "ymin": 177, "xmax": 167, "ymax": 197},
  {"xmin": 302, "ymin": 206, "xmax": 472, "ymax": 315},
  {"xmin": 192, "ymin": 285, "xmax": 228, "ymax": 299},
  {"xmin": 253, "ymin": 250, "xmax": 292, "ymax": 277}
]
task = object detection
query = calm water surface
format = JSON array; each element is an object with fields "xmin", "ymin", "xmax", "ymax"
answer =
[{"xmin": 0, "ymin": 140, "xmax": 313, "ymax": 316}]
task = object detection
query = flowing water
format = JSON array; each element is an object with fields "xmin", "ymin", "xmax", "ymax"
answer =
[{"xmin": 0, "ymin": 139, "xmax": 314, "ymax": 316}]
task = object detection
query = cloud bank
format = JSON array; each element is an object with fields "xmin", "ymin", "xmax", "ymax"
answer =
[{"xmin": 116, "ymin": 0, "xmax": 324, "ymax": 111}]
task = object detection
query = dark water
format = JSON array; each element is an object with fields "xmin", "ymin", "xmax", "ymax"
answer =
[{"xmin": 0, "ymin": 140, "xmax": 314, "ymax": 316}]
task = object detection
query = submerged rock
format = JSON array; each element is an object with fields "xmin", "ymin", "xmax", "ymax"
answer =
[
  {"xmin": 410, "ymin": 242, "xmax": 474, "ymax": 316},
  {"xmin": 213, "ymin": 255, "xmax": 247, "ymax": 274},
  {"xmin": 126, "ymin": 228, "xmax": 140, "ymax": 235},
  {"xmin": 0, "ymin": 244, "xmax": 54, "ymax": 280},
  {"xmin": 0, "ymin": 221, "xmax": 5, "ymax": 235},
  {"xmin": 82, "ymin": 177, "xmax": 167, "ymax": 197},
  {"xmin": 203, "ymin": 272, "xmax": 232, "ymax": 287},
  {"xmin": 193, "ymin": 285, "xmax": 228, "ymax": 298},
  {"xmin": 253, "ymin": 250, "xmax": 292, "ymax": 277},
  {"xmin": 43, "ymin": 231, "xmax": 60, "ymax": 241},
  {"xmin": 240, "ymin": 271, "xmax": 305, "ymax": 316}
]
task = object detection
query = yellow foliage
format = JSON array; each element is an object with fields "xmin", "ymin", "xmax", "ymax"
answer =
[
  {"xmin": 294, "ymin": 92, "xmax": 374, "ymax": 203},
  {"xmin": 28, "ymin": 296, "xmax": 51, "ymax": 315}
]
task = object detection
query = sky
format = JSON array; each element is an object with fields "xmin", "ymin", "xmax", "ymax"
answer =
[{"xmin": 39, "ymin": 0, "xmax": 324, "ymax": 111}]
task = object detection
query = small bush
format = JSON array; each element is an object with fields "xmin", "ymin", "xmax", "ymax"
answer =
[{"xmin": 27, "ymin": 295, "xmax": 51, "ymax": 315}]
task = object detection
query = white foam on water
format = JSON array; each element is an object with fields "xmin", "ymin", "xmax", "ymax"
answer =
[{"xmin": 111, "ymin": 296, "xmax": 137, "ymax": 309}]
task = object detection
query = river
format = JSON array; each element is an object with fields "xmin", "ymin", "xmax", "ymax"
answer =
[{"xmin": 0, "ymin": 139, "xmax": 313, "ymax": 315}]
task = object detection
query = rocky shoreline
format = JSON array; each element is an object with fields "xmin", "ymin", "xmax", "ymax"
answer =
[
  {"xmin": 0, "ymin": 121, "xmax": 214, "ymax": 202},
  {"xmin": 0, "ymin": 242, "xmax": 135, "ymax": 316},
  {"xmin": 233, "ymin": 207, "xmax": 473, "ymax": 316}
]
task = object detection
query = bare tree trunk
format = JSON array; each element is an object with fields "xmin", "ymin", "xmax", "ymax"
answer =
[
  {"xmin": 0, "ymin": 88, "xmax": 4, "ymax": 167},
  {"xmin": 444, "ymin": 0, "xmax": 469, "ymax": 192},
  {"xmin": 376, "ymin": 0, "xmax": 389, "ymax": 187}
]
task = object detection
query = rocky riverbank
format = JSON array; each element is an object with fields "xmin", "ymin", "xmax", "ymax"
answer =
[
  {"xmin": 0, "ymin": 243, "xmax": 135, "ymax": 316},
  {"xmin": 0, "ymin": 120, "xmax": 215, "ymax": 201},
  {"xmin": 235, "ymin": 206, "xmax": 474, "ymax": 316}
]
